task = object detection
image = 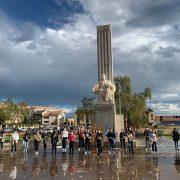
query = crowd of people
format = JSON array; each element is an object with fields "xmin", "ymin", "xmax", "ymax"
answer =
[
  {"xmin": 143, "ymin": 126, "xmax": 180, "ymax": 153},
  {"xmin": 143, "ymin": 126, "xmax": 158, "ymax": 153},
  {"xmin": 0, "ymin": 126, "xmax": 179, "ymax": 156}
]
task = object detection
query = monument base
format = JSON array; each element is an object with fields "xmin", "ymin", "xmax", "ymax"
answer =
[{"xmin": 94, "ymin": 102, "xmax": 124, "ymax": 138}]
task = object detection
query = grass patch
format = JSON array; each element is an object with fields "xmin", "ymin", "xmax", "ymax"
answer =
[{"xmin": 3, "ymin": 134, "xmax": 34, "ymax": 142}]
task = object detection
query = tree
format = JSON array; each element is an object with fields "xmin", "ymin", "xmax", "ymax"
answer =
[
  {"xmin": 0, "ymin": 98, "xmax": 30, "ymax": 125},
  {"xmin": 114, "ymin": 76, "xmax": 152, "ymax": 129},
  {"xmin": 114, "ymin": 76, "xmax": 133, "ymax": 129},
  {"xmin": 0, "ymin": 107, "xmax": 7, "ymax": 125},
  {"xmin": 144, "ymin": 87, "xmax": 152, "ymax": 100}
]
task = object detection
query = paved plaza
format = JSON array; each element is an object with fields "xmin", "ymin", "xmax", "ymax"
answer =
[{"xmin": 0, "ymin": 137, "xmax": 179, "ymax": 180}]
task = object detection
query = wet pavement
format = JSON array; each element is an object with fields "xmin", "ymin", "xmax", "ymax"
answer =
[{"xmin": 0, "ymin": 137, "xmax": 179, "ymax": 180}]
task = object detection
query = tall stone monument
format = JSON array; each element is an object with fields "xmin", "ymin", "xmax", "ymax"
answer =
[
  {"xmin": 97, "ymin": 25, "xmax": 113, "ymax": 82},
  {"xmin": 93, "ymin": 24, "xmax": 124, "ymax": 135}
]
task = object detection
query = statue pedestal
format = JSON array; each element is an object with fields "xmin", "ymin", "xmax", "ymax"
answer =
[{"xmin": 94, "ymin": 102, "xmax": 124, "ymax": 138}]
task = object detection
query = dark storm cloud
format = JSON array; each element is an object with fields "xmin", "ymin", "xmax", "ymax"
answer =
[
  {"xmin": 126, "ymin": 0, "xmax": 180, "ymax": 27},
  {"xmin": 1, "ymin": 0, "xmax": 180, "ymax": 114},
  {"xmin": 0, "ymin": 17, "xmax": 97, "ymax": 108},
  {"xmin": 156, "ymin": 46, "xmax": 180, "ymax": 58},
  {"xmin": 0, "ymin": 61, "xmax": 96, "ymax": 107},
  {"xmin": 0, "ymin": 77, "xmax": 94, "ymax": 106},
  {"xmin": 114, "ymin": 43, "xmax": 180, "ymax": 89},
  {"xmin": 113, "ymin": 41, "xmax": 180, "ymax": 110}
]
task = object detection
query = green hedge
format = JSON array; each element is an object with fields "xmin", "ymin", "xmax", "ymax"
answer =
[{"xmin": 3, "ymin": 134, "xmax": 33, "ymax": 142}]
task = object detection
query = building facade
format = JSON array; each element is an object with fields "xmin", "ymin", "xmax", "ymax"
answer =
[
  {"xmin": 29, "ymin": 106, "xmax": 66, "ymax": 126},
  {"xmin": 75, "ymin": 97, "xmax": 95, "ymax": 126},
  {"xmin": 145, "ymin": 108, "xmax": 155, "ymax": 125},
  {"xmin": 155, "ymin": 115, "xmax": 180, "ymax": 125},
  {"xmin": 42, "ymin": 110, "xmax": 65, "ymax": 126}
]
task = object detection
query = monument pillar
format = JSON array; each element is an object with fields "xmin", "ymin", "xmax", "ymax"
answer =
[
  {"xmin": 93, "ymin": 25, "xmax": 124, "ymax": 137},
  {"xmin": 97, "ymin": 25, "xmax": 113, "ymax": 82}
]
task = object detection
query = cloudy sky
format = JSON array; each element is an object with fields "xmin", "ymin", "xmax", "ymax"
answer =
[{"xmin": 0, "ymin": 0, "xmax": 180, "ymax": 115}]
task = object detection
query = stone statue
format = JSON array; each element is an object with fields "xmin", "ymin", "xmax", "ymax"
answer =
[{"xmin": 93, "ymin": 74, "xmax": 116, "ymax": 102}]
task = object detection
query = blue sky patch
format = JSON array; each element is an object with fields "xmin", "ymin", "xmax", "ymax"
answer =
[{"xmin": 0, "ymin": 0, "xmax": 84, "ymax": 28}]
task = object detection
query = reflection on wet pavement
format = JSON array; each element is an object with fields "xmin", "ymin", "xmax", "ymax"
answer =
[{"xmin": 0, "ymin": 137, "xmax": 179, "ymax": 180}]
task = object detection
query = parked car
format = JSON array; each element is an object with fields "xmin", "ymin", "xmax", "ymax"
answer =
[
  {"xmin": 45, "ymin": 128, "xmax": 54, "ymax": 134},
  {"xmin": 3, "ymin": 127, "xmax": 13, "ymax": 133},
  {"xmin": 18, "ymin": 127, "xmax": 28, "ymax": 132},
  {"xmin": 28, "ymin": 128, "xmax": 38, "ymax": 135}
]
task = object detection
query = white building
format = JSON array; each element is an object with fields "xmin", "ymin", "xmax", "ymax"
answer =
[{"xmin": 42, "ymin": 110, "xmax": 65, "ymax": 126}]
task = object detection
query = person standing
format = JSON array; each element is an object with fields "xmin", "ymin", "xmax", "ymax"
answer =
[
  {"xmin": 107, "ymin": 128, "xmax": 116, "ymax": 154},
  {"xmin": 11, "ymin": 130, "xmax": 19, "ymax": 154},
  {"xmin": 127, "ymin": 129, "xmax": 135, "ymax": 154},
  {"xmin": 119, "ymin": 129, "xmax": 126, "ymax": 150},
  {"xmin": 0, "ymin": 130, "xmax": 5, "ymax": 150},
  {"xmin": 151, "ymin": 130, "xmax": 158, "ymax": 153},
  {"xmin": 172, "ymin": 128, "xmax": 179, "ymax": 151},
  {"xmin": 51, "ymin": 130, "xmax": 58, "ymax": 155},
  {"xmin": 61, "ymin": 128, "xmax": 68, "ymax": 153},
  {"xmin": 85, "ymin": 128, "xmax": 91, "ymax": 154},
  {"xmin": 42, "ymin": 130, "xmax": 48, "ymax": 155},
  {"xmin": 23, "ymin": 131, "xmax": 30, "ymax": 152},
  {"xmin": 143, "ymin": 126, "xmax": 151, "ymax": 152},
  {"xmin": 78, "ymin": 129, "xmax": 85, "ymax": 152},
  {"xmin": 68, "ymin": 129, "xmax": 76, "ymax": 155},
  {"xmin": 96, "ymin": 130, "xmax": 103, "ymax": 155},
  {"xmin": 34, "ymin": 131, "xmax": 42, "ymax": 155}
]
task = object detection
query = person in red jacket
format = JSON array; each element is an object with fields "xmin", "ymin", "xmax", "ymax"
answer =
[{"xmin": 68, "ymin": 129, "xmax": 76, "ymax": 155}]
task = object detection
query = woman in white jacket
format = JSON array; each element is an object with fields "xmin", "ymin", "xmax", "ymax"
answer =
[{"xmin": 11, "ymin": 130, "xmax": 19, "ymax": 153}]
